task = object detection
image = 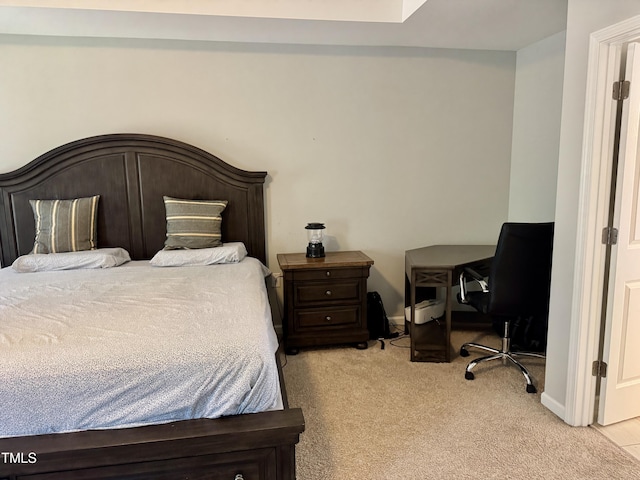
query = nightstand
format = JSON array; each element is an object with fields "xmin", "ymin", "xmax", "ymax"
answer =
[{"xmin": 277, "ymin": 251, "xmax": 374, "ymax": 354}]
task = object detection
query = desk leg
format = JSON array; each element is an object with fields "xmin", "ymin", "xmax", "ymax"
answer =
[
  {"xmin": 445, "ymin": 270, "xmax": 452, "ymax": 362},
  {"xmin": 410, "ymin": 270, "xmax": 417, "ymax": 362},
  {"xmin": 408, "ymin": 268, "xmax": 451, "ymax": 362}
]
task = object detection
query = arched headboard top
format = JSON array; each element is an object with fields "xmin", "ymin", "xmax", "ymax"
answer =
[{"xmin": 0, "ymin": 134, "xmax": 268, "ymax": 267}]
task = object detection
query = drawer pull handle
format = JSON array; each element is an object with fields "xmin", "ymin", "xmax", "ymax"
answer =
[
  {"xmin": 235, "ymin": 475, "xmax": 244, "ymax": 480},
  {"xmin": 325, "ymin": 290, "xmax": 332, "ymax": 296},
  {"xmin": 325, "ymin": 316, "xmax": 332, "ymax": 321},
  {"xmin": 326, "ymin": 271, "xmax": 331, "ymax": 277}
]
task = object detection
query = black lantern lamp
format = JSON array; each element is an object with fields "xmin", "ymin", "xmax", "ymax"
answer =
[{"xmin": 305, "ymin": 222, "xmax": 326, "ymax": 258}]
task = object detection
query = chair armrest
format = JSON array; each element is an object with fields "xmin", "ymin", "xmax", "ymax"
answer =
[
  {"xmin": 458, "ymin": 267, "xmax": 489, "ymax": 304},
  {"xmin": 464, "ymin": 267, "xmax": 489, "ymax": 286}
]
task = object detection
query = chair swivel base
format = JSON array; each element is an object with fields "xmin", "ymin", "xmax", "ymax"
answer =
[{"xmin": 460, "ymin": 342, "xmax": 544, "ymax": 394}]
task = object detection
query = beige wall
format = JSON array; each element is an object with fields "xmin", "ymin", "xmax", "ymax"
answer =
[
  {"xmin": 509, "ymin": 31, "xmax": 565, "ymax": 222},
  {"xmin": 0, "ymin": 35, "xmax": 516, "ymax": 318}
]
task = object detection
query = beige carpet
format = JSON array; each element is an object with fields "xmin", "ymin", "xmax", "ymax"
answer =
[{"xmin": 282, "ymin": 330, "xmax": 640, "ymax": 480}]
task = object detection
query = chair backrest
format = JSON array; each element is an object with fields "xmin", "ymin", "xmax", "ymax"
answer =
[{"xmin": 488, "ymin": 222, "xmax": 554, "ymax": 318}]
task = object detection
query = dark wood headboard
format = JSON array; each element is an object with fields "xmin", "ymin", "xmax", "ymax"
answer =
[{"xmin": 0, "ymin": 134, "xmax": 268, "ymax": 267}]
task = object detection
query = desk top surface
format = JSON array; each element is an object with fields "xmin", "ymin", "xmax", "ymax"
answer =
[{"xmin": 405, "ymin": 244, "xmax": 495, "ymax": 270}]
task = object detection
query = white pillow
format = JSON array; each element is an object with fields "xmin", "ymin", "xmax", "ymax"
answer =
[
  {"xmin": 150, "ymin": 242, "xmax": 247, "ymax": 267},
  {"xmin": 12, "ymin": 248, "xmax": 131, "ymax": 273}
]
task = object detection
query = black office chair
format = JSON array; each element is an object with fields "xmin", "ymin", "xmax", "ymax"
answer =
[{"xmin": 458, "ymin": 222, "xmax": 554, "ymax": 393}]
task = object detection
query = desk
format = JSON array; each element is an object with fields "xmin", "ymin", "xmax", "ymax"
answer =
[{"xmin": 405, "ymin": 245, "xmax": 495, "ymax": 362}]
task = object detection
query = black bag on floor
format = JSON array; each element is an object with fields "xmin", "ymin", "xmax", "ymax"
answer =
[
  {"xmin": 508, "ymin": 313, "xmax": 548, "ymax": 353},
  {"xmin": 367, "ymin": 291, "xmax": 398, "ymax": 348}
]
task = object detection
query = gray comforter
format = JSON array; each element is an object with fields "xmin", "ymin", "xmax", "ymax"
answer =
[{"xmin": 0, "ymin": 257, "xmax": 282, "ymax": 437}]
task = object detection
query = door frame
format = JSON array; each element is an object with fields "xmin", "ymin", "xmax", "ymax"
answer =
[{"xmin": 564, "ymin": 14, "xmax": 640, "ymax": 427}]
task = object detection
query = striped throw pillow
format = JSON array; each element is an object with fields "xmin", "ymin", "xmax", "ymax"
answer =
[
  {"xmin": 163, "ymin": 196, "xmax": 228, "ymax": 249},
  {"xmin": 30, "ymin": 196, "xmax": 100, "ymax": 254}
]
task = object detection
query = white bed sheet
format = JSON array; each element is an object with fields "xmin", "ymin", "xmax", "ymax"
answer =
[{"xmin": 0, "ymin": 257, "xmax": 283, "ymax": 438}]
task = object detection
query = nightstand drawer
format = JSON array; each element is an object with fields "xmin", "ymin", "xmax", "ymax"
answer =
[
  {"xmin": 296, "ymin": 306, "xmax": 360, "ymax": 329},
  {"xmin": 293, "ymin": 267, "xmax": 363, "ymax": 282},
  {"xmin": 294, "ymin": 280, "xmax": 361, "ymax": 305}
]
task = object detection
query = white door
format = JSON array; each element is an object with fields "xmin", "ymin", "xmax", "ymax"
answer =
[{"xmin": 598, "ymin": 42, "xmax": 640, "ymax": 426}]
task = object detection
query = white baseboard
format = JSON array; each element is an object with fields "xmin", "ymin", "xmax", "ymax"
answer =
[{"xmin": 541, "ymin": 392, "xmax": 567, "ymax": 423}]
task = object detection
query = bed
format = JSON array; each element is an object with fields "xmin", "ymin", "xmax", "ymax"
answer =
[{"xmin": 0, "ymin": 134, "xmax": 304, "ymax": 480}]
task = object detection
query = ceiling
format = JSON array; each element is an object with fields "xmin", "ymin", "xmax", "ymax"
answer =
[{"xmin": 0, "ymin": 0, "xmax": 568, "ymax": 51}]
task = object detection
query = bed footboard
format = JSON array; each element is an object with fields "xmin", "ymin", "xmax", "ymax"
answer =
[{"xmin": 0, "ymin": 408, "xmax": 304, "ymax": 480}]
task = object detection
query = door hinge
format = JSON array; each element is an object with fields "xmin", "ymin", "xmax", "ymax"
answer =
[
  {"xmin": 592, "ymin": 360, "xmax": 608, "ymax": 378},
  {"xmin": 602, "ymin": 227, "xmax": 619, "ymax": 245},
  {"xmin": 613, "ymin": 80, "xmax": 630, "ymax": 100}
]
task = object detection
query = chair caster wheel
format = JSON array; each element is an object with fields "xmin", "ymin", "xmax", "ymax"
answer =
[
  {"xmin": 465, "ymin": 371, "xmax": 475, "ymax": 380},
  {"xmin": 460, "ymin": 347, "xmax": 470, "ymax": 357},
  {"xmin": 526, "ymin": 384, "xmax": 537, "ymax": 394}
]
